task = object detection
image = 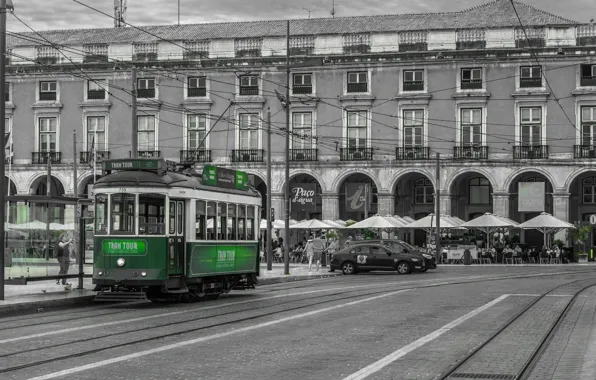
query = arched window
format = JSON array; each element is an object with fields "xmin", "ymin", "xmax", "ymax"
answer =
[
  {"xmin": 414, "ymin": 178, "xmax": 433, "ymax": 204},
  {"xmin": 469, "ymin": 177, "xmax": 491, "ymax": 204},
  {"xmin": 582, "ymin": 177, "xmax": 596, "ymax": 204}
]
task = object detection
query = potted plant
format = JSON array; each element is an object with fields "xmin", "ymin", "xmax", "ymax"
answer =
[
  {"xmin": 578, "ymin": 251, "xmax": 589, "ymax": 264},
  {"xmin": 573, "ymin": 226, "xmax": 591, "ymax": 263}
]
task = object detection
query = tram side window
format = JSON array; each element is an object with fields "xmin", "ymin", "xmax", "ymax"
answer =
[
  {"xmin": 228, "ymin": 204, "xmax": 237, "ymax": 240},
  {"xmin": 207, "ymin": 201, "xmax": 217, "ymax": 240},
  {"xmin": 169, "ymin": 202, "xmax": 176, "ymax": 235},
  {"xmin": 139, "ymin": 194, "xmax": 165, "ymax": 235},
  {"xmin": 246, "ymin": 205, "xmax": 255, "ymax": 241},
  {"xmin": 95, "ymin": 194, "xmax": 108, "ymax": 234},
  {"xmin": 196, "ymin": 200, "xmax": 206, "ymax": 240},
  {"xmin": 238, "ymin": 205, "xmax": 246, "ymax": 241},
  {"xmin": 218, "ymin": 203, "xmax": 227, "ymax": 240},
  {"xmin": 111, "ymin": 194, "xmax": 135, "ymax": 234}
]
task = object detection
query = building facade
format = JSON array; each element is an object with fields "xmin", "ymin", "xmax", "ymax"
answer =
[{"xmin": 4, "ymin": 0, "xmax": 596, "ymax": 244}]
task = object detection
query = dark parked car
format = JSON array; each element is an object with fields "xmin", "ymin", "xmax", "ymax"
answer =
[
  {"xmin": 329, "ymin": 242, "xmax": 427, "ymax": 275},
  {"xmin": 343, "ymin": 239, "xmax": 437, "ymax": 271}
]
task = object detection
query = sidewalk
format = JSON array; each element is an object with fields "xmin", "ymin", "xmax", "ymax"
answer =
[{"xmin": 0, "ymin": 263, "xmax": 338, "ymax": 315}]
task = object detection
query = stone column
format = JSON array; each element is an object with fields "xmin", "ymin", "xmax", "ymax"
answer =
[
  {"xmin": 439, "ymin": 194, "xmax": 451, "ymax": 215},
  {"xmin": 553, "ymin": 193, "xmax": 570, "ymax": 242},
  {"xmin": 492, "ymin": 192, "xmax": 510, "ymax": 218},
  {"xmin": 321, "ymin": 194, "xmax": 340, "ymax": 221},
  {"xmin": 376, "ymin": 193, "xmax": 395, "ymax": 216},
  {"xmin": 271, "ymin": 193, "xmax": 285, "ymax": 220}
]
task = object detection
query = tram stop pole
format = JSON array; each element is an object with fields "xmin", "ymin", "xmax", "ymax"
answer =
[{"xmin": 78, "ymin": 217, "xmax": 92, "ymax": 290}]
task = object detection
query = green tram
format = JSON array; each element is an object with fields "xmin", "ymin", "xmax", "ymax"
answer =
[{"xmin": 92, "ymin": 158, "xmax": 261, "ymax": 302}]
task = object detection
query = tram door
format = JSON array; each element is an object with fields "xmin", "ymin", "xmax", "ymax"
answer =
[{"xmin": 168, "ymin": 200, "xmax": 185, "ymax": 276}]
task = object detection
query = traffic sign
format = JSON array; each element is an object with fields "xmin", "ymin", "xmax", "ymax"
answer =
[{"xmin": 590, "ymin": 215, "xmax": 596, "ymax": 225}]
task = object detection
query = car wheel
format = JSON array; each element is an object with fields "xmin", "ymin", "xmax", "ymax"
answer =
[
  {"xmin": 342, "ymin": 261, "xmax": 356, "ymax": 275},
  {"xmin": 396, "ymin": 261, "xmax": 412, "ymax": 275}
]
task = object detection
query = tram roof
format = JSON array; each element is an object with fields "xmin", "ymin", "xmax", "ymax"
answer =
[{"xmin": 94, "ymin": 170, "xmax": 261, "ymax": 198}]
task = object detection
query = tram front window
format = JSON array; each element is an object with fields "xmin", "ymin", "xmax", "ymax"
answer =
[
  {"xmin": 111, "ymin": 194, "xmax": 135, "ymax": 235},
  {"xmin": 95, "ymin": 194, "xmax": 108, "ymax": 234},
  {"xmin": 139, "ymin": 194, "xmax": 166, "ymax": 235}
]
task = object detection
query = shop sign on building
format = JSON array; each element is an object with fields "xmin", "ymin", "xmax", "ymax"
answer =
[
  {"xmin": 291, "ymin": 183, "xmax": 316, "ymax": 211},
  {"xmin": 518, "ymin": 182, "xmax": 545, "ymax": 212},
  {"xmin": 345, "ymin": 183, "xmax": 370, "ymax": 212}
]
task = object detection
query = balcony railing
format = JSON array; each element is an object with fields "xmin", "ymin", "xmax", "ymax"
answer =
[
  {"xmin": 180, "ymin": 149, "xmax": 212, "ymax": 163},
  {"xmin": 403, "ymin": 81, "xmax": 424, "ymax": 92},
  {"xmin": 461, "ymin": 79, "xmax": 483, "ymax": 90},
  {"xmin": 232, "ymin": 149, "xmax": 264, "ymax": 163},
  {"xmin": 137, "ymin": 88, "xmax": 155, "ymax": 98},
  {"xmin": 289, "ymin": 149, "xmax": 318, "ymax": 161},
  {"xmin": 581, "ymin": 76, "xmax": 596, "ymax": 87},
  {"xmin": 347, "ymin": 83, "xmax": 368, "ymax": 93},
  {"xmin": 239, "ymin": 86, "xmax": 259, "ymax": 96},
  {"xmin": 87, "ymin": 90, "xmax": 105, "ymax": 100},
  {"xmin": 188, "ymin": 87, "xmax": 207, "ymax": 97},
  {"xmin": 32, "ymin": 152, "xmax": 61, "ymax": 164},
  {"xmin": 395, "ymin": 146, "xmax": 430, "ymax": 160},
  {"xmin": 574, "ymin": 145, "xmax": 596, "ymax": 159},
  {"xmin": 340, "ymin": 147, "xmax": 373, "ymax": 161},
  {"xmin": 513, "ymin": 145, "xmax": 549, "ymax": 159},
  {"xmin": 520, "ymin": 77, "xmax": 542, "ymax": 88},
  {"xmin": 292, "ymin": 85, "xmax": 312, "ymax": 94},
  {"xmin": 80, "ymin": 151, "xmax": 110, "ymax": 164},
  {"xmin": 137, "ymin": 150, "xmax": 161, "ymax": 158},
  {"xmin": 453, "ymin": 145, "xmax": 488, "ymax": 159},
  {"xmin": 39, "ymin": 92, "xmax": 57, "ymax": 101}
]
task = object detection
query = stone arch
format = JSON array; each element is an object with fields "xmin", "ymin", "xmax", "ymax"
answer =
[
  {"xmin": 77, "ymin": 172, "xmax": 103, "ymax": 197},
  {"xmin": 27, "ymin": 173, "xmax": 66, "ymax": 196},
  {"xmin": 503, "ymin": 167, "xmax": 559, "ymax": 195},
  {"xmin": 565, "ymin": 167, "xmax": 596, "ymax": 193},
  {"xmin": 275, "ymin": 169, "xmax": 327, "ymax": 193},
  {"xmin": 332, "ymin": 169, "xmax": 381, "ymax": 194},
  {"xmin": 387, "ymin": 168, "xmax": 436, "ymax": 193},
  {"xmin": 4, "ymin": 175, "xmax": 18, "ymax": 195},
  {"xmin": 445, "ymin": 167, "xmax": 497, "ymax": 194}
]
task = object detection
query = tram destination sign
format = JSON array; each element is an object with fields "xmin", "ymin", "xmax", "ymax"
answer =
[
  {"xmin": 102, "ymin": 240, "xmax": 147, "ymax": 255},
  {"xmin": 202, "ymin": 166, "xmax": 249, "ymax": 190},
  {"xmin": 103, "ymin": 159, "xmax": 162, "ymax": 171}
]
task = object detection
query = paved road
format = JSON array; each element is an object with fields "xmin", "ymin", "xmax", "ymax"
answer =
[{"xmin": 1, "ymin": 266, "xmax": 595, "ymax": 380}]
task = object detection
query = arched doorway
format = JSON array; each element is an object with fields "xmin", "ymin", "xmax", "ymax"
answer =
[
  {"xmin": 288, "ymin": 174, "xmax": 322, "ymax": 221},
  {"xmin": 79, "ymin": 175, "xmax": 103, "ymax": 198},
  {"xmin": 248, "ymin": 174, "xmax": 267, "ymax": 211},
  {"xmin": 570, "ymin": 172, "xmax": 596, "ymax": 223},
  {"xmin": 449, "ymin": 172, "xmax": 493, "ymax": 221},
  {"xmin": 394, "ymin": 172, "xmax": 434, "ymax": 245},
  {"xmin": 509, "ymin": 172, "xmax": 553, "ymax": 247},
  {"xmin": 339, "ymin": 173, "xmax": 378, "ymax": 221},
  {"xmin": 30, "ymin": 175, "xmax": 66, "ymax": 223}
]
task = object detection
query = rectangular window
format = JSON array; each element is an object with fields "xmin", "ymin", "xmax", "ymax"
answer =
[
  {"xmin": 87, "ymin": 116, "xmax": 106, "ymax": 151},
  {"xmin": 293, "ymin": 73, "xmax": 312, "ymax": 94},
  {"xmin": 138, "ymin": 194, "xmax": 165, "ymax": 235},
  {"xmin": 137, "ymin": 115, "xmax": 156, "ymax": 151},
  {"xmin": 582, "ymin": 106, "xmax": 596, "ymax": 146},
  {"xmin": 196, "ymin": 200, "xmax": 206, "ymax": 240},
  {"xmin": 461, "ymin": 109, "xmax": 482, "ymax": 146},
  {"xmin": 4, "ymin": 82, "xmax": 9, "ymax": 102},
  {"xmin": 347, "ymin": 111, "xmax": 367, "ymax": 148},
  {"xmin": 137, "ymin": 78, "xmax": 156, "ymax": 98},
  {"xmin": 239, "ymin": 113, "xmax": 259, "ymax": 149},
  {"xmin": 347, "ymin": 72, "xmax": 367, "ymax": 93},
  {"xmin": 403, "ymin": 70, "xmax": 424, "ymax": 91},
  {"xmin": 187, "ymin": 114, "xmax": 207, "ymax": 150},
  {"xmin": 461, "ymin": 68, "xmax": 483, "ymax": 90},
  {"xmin": 520, "ymin": 66, "xmax": 542, "ymax": 88},
  {"xmin": 39, "ymin": 81, "xmax": 57, "ymax": 101},
  {"xmin": 520, "ymin": 107, "xmax": 542, "ymax": 145},
  {"xmin": 38, "ymin": 117, "xmax": 57, "ymax": 152},
  {"xmin": 291, "ymin": 112, "xmax": 313, "ymax": 149},
  {"xmin": 87, "ymin": 80, "xmax": 106, "ymax": 100},
  {"xmin": 239, "ymin": 75, "xmax": 259, "ymax": 96},
  {"xmin": 403, "ymin": 110, "xmax": 424, "ymax": 147},
  {"xmin": 111, "ymin": 194, "xmax": 135, "ymax": 234},
  {"xmin": 188, "ymin": 77, "xmax": 206, "ymax": 97},
  {"xmin": 581, "ymin": 64, "xmax": 596, "ymax": 87}
]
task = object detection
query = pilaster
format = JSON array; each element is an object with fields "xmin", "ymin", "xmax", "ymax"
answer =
[
  {"xmin": 376, "ymin": 193, "xmax": 395, "ymax": 216},
  {"xmin": 439, "ymin": 194, "xmax": 451, "ymax": 216},
  {"xmin": 321, "ymin": 194, "xmax": 340, "ymax": 221},
  {"xmin": 492, "ymin": 192, "xmax": 510, "ymax": 218},
  {"xmin": 553, "ymin": 193, "xmax": 570, "ymax": 241}
]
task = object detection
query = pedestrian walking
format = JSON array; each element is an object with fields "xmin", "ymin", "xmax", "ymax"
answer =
[
  {"xmin": 305, "ymin": 237, "xmax": 316, "ymax": 272},
  {"xmin": 56, "ymin": 233, "xmax": 72, "ymax": 286},
  {"xmin": 313, "ymin": 233, "xmax": 325, "ymax": 272}
]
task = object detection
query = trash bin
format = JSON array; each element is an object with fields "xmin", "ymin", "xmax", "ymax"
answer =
[{"xmin": 463, "ymin": 249, "xmax": 472, "ymax": 265}]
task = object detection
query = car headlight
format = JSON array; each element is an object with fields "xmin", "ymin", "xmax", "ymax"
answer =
[
  {"xmin": 411, "ymin": 258, "xmax": 420, "ymax": 262},
  {"xmin": 117, "ymin": 258, "xmax": 126, "ymax": 267},
  {"xmin": 422, "ymin": 254, "xmax": 433, "ymax": 259}
]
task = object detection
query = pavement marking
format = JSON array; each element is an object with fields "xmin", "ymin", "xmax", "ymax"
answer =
[
  {"xmin": 26, "ymin": 289, "xmax": 412, "ymax": 380},
  {"xmin": 341, "ymin": 294, "xmax": 510, "ymax": 380},
  {"xmin": 509, "ymin": 294, "xmax": 575, "ymax": 297}
]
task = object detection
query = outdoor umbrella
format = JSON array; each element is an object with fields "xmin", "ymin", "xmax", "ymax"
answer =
[
  {"xmin": 290, "ymin": 219, "xmax": 335, "ymax": 230},
  {"xmin": 323, "ymin": 220, "xmax": 345, "ymax": 229},
  {"xmin": 346, "ymin": 215, "xmax": 402, "ymax": 229},
  {"xmin": 14, "ymin": 220, "xmax": 48, "ymax": 230},
  {"xmin": 518, "ymin": 212, "xmax": 575, "ymax": 247},
  {"xmin": 404, "ymin": 214, "xmax": 465, "ymax": 232},
  {"xmin": 387, "ymin": 215, "xmax": 409, "ymax": 227},
  {"xmin": 461, "ymin": 212, "xmax": 519, "ymax": 249}
]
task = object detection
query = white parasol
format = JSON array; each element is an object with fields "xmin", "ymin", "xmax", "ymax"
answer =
[
  {"xmin": 290, "ymin": 219, "xmax": 335, "ymax": 230},
  {"xmin": 404, "ymin": 214, "xmax": 465, "ymax": 232},
  {"xmin": 518, "ymin": 212, "xmax": 575, "ymax": 247},
  {"xmin": 461, "ymin": 212, "xmax": 519, "ymax": 248},
  {"xmin": 346, "ymin": 215, "xmax": 402, "ymax": 229}
]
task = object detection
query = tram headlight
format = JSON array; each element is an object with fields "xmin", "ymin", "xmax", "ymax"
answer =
[
  {"xmin": 97, "ymin": 271, "xmax": 103, "ymax": 276},
  {"xmin": 141, "ymin": 272, "xmax": 147, "ymax": 277},
  {"xmin": 117, "ymin": 258, "xmax": 126, "ymax": 267}
]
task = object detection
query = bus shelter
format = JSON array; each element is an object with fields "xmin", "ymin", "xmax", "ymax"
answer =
[{"xmin": 4, "ymin": 195, "xmax": 93, "ymax": 283}]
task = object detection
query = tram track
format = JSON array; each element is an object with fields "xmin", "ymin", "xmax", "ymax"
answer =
[
  {"xmin": 1, "ymin": 272, "xmax": 595, "ymax": 376},
  {"xmin": 437, "ymin": 278, "xmax": 596, "ymax": 380}
]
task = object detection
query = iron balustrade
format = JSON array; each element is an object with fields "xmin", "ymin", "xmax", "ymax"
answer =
[
  {"xmin": 292, "ymin": 85, "xmax": 313, "ymax": 94},
  {"xmin": 289, "ymin": 149, "xmax": 318, "ymax": 161},
  {"xmin": 520, "ymin": 77, "xmax": 542, "ymax": 88},
  {"xmin": 39, "ymin": 92, "xmax": 56, "ymax": 101},
  {"xmin": 453, "ymin": 146, "xmax": 489, "ymax": 159},
  {"xmin": 239, "ymin": 86, "xmax": 259, "ymax": 96},
  {"xmin": 347, "ymin": 82, "xmax": 368, "ymax": 93},
  {"xmin": 340, "ymin": 147, "xmax": 373, "ymax": 161},
  {"xmin": 461, "ymin": 79, "xmax": 483, "ymax": 90},
  {"xmin": 187, "ymin": 87, "xmax": 207, "ymax": 97},
  {"xmin": 137, "ymin": 88, "xmax": 155, "ymax": 98},
  {"xmin": 87, "ymin": 90, "xmax": 105, "ymax": 100},
  {"xmin": 581, "ymin": 76, "xmax": 596, "ymax": 87},
  {"xmin": 32, "ymin": 152, "xmax": 61, "ymax": 164},
  {"xmin": 574, "ymin": 145, "xmax": 596, "ymax": 159},
  {"xmin": 395, "ymin": 146, "xmax": 430, "ymax": 160},
  {"xmin": 137, "ymin": 150, "xmax": 161, "ymax": 158},
  {"xmin": 513, "ymin": 145, "xmax": 549, "ymax": 159},
  {"xmin": 180, "ymin": 149, "xmax": 212, "ymax": 163},
  {"xmin": 403, "ymin": 81, "xmax": 424, "ymax": 91},
  {"xmin": 80, "ymin": 151, "xmax": 110, "ymax": 163},
  {"xmin": 232, "ymin": 149, "xmax": 264, "ymax": 162}
]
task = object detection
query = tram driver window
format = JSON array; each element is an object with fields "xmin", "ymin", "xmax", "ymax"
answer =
[
  {"xmin": 246, "ymin": 206, "xmax": 255, "ymax": 241},
  {"xmin": 95, "ymin": 194, "xmax": 108, "ymax": 234},
  {"xmin": 218, "ymin": 203, "xmax": 227, "ymax": 240},
  {"xmin": 111, "ymin": 194, "xmax": 135, "ymax": 234},
  {"xmin": 207, "ymin": 201, "xmax": 216, "ymax": 240},
  {"xmin": 196, "ymin": 200, "xmax": 206, "ymax": 240},
  {"xmin": 238, "ymin": 205, "xmax": 246, "ymax": 240},
  {"xmin": 138, "ymin": 194, "xmax": 165, "ymax": 235},
  {"xmin": 228, "ymin": 204, "xmax": 237, "ymax": 240}
]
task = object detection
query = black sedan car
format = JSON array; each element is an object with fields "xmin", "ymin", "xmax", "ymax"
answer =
[
  {"xmin": 342, "ymin": 239, "xmax": 437, "ymax": 271},
  {"xmin": 329, "ymin": 242, "xmax": 427, "ymax": 275}
]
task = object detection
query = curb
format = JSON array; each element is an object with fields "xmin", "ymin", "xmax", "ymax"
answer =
[
  {"xmin": 0, "ymin": 293, "xmax": 96, "ymax": 317},
  {"xmin": 258, "ymin": 273, "xmax": 341, "ymax": 285}
]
